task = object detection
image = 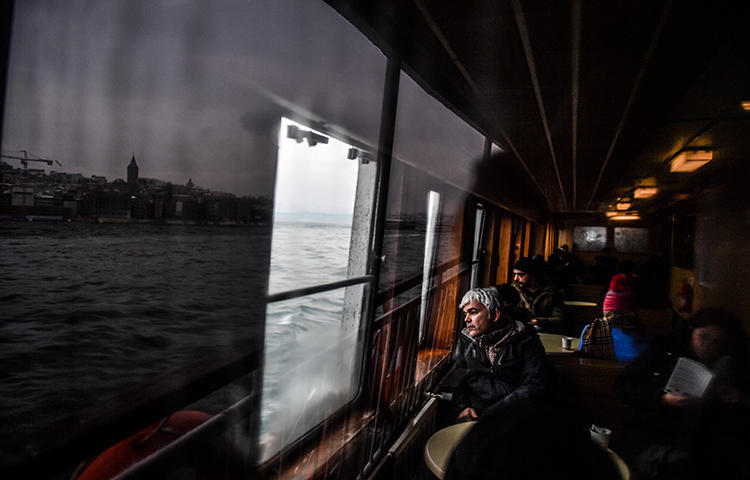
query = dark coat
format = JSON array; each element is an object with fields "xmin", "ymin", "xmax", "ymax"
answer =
[
  {"xmin": 614, "ymin": 335, "xmax": 750, "ymax": 479},
  {"xmin": 515, "ymin": 284, "xmax": 569, "ymax": 334},
  {"xmin": 451, "ymin": 321, "xmax": 554, "ymax": 417}
]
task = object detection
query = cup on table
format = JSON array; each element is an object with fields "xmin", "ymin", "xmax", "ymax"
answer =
[
  {"xmin": 561, "ymin": 336, "xmax": 574, "ymax": 350},
  {"xmin": 590, "ymin": 424, "xmax": 612, "ymax": 449}
]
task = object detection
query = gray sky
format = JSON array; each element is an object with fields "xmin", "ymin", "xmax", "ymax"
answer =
[{"xmin": 2, "ymin": 0, "xmax": 385, "ymax": 211}]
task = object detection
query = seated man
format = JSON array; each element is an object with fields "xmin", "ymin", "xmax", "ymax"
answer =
[
  {"xmin": 512, "ymin": 257, "xmax": 569, "ymax": 334},
  {"xmin": 452, "ymin": 285, "xmax": 554, "ymax": 421}
]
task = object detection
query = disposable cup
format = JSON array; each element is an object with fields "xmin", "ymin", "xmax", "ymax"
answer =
[
  {"xmin": 590, "ymin": 425, "xmax": 612, "ymax": 449},
  {"xmin": 561, "ymin": 336, "xmax": 573, "ymax": 350}
]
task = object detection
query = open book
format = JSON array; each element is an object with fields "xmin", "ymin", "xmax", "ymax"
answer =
[{"xmin": 664, "ymin": 357, "xmax": 714, "ymax": 398}]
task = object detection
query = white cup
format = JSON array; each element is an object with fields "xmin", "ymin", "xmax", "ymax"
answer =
[
  {"xmin": 590, "ymin": 425, "xmax": 612, "ymax": 449},
  {"xmin": 561, "ymin": 336, "xmax": 573, "ymax": 350}
]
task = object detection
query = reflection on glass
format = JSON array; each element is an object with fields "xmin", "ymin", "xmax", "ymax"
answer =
[
  {"xmin": 614, "ymin": 227, "xmax": 649, "ymax": 253},
  {"xmin": 262, "ymin": 288, "xmax": 358, "ymax": 462},
  {"xmin": 419, "ymin": 191, "xmax": 441, "ymax": 343},
  {"xmin": 471, "ymin": 204, "xmax": 486, "ymax": 288},
  {"xmin": 573, "ymin": 226, "xmax": 607, "ymax": 251}
]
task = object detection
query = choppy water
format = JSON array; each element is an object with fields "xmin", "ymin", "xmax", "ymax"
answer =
[{"xmin": 0, "ymin": 220, "xmax": 354, "ymax": 448}]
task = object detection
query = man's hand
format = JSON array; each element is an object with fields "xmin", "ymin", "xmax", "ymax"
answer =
[
  {"xmin": 457, "ymin": 407, "xmax": 478, "ymax": 421},
  {"xmin": 661, "ymin": 392, "xmax": 698, "ymax": 407}
]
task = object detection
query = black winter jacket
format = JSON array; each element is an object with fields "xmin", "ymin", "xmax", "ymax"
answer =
[{"xmin": 451, "ymin": 321, "xmax": 554, "ymax": 417}]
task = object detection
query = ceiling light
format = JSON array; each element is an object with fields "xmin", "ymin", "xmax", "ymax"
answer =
[
  {"xmin": 610, "ymin": 213, "xmax": 640, "ymax": 221},
  {"xmin": 742, "ymin": 100, "xmax": 750, "ymax": 111},
  {"xmin": 605, "ymin": 211, "xmax": 618, "ymax": 217},
  {"xmin": 634, "ymin": 187, "xmax": 658, "ymax": 198},
  {"xmin": 670, "ymin": 149, "xmax": 713, "ymax": 173},
  {"xmin": 616, "ymin": 202, "xmax": 631, "ymax": 210}
]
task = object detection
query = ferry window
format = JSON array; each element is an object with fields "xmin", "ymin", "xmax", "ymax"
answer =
[
  {"xmin": 573, "ymin": 226, "xmax": 607, "ymax": 251},
  {"xmin": 1, "ymin": 0, "xmax": 287, "ymax": 462},
  {"xmin": 393, "ymin": 71, "xmax": 486, "ymax": 192},
  {"xmin": 614, "ymin": 227, "xmax": 649, "ymax": 253},
  {"xmin": 261, "ymin": 118, "xmax": 376, "ymax": 461},
  {"xmin": 1, "ymin": 0, "xmax": 386, "ymax": 474}
]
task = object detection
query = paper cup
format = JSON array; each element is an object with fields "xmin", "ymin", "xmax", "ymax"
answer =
[
  {"xmin": 590, "ymin": 426, "xmax": 612, "ymax": 449},
  {"xmin": 561, "ymin": 336, "xmax": 573, "ymax": 350}
]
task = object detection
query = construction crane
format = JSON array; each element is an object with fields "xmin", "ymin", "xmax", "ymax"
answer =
[{"xmin": 1, "ymin": 150, "xmax": 62, "ymax": 169}]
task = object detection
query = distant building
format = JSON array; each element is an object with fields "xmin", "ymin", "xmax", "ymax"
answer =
[{"xmin": 127, "ymin": 155, "xmax": 138, "ymax": 192}]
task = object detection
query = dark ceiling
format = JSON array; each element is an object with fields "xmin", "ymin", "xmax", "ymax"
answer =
[{"xmin": 328, "ymin": 0, "xmax": 750, "ymax": 214}]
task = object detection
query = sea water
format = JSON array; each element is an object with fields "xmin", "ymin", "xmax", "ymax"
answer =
[{"xmin": 0, "ymin": 220, "xmax": 352, "ymax": 449}]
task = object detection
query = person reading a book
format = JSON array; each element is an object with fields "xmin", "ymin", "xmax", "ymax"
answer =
[{"xmin": 613, "ymin": 308, "xmax": 750, "ymax": 479}]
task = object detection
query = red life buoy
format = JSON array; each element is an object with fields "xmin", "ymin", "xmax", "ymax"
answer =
[{"xmin": 74, "ymin": 410, "xmax": 212, "ymax": 480}]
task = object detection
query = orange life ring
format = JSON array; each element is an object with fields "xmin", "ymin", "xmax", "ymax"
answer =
[{"xmin": 74, "ymin": 410, "xmax": 212, "ymax": 480}]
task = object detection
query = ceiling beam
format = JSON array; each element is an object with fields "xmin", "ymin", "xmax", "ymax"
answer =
[
  {"xmin": 511, "ymin": 0, "xmax": 568, "ymax": 211},
  {"xmin": 571, "ymin": 0, "xmax": 581, "ymax": 210},
  {"xmin": 586, "ymin": 0, "xmax": 673, "ymax": 210}
]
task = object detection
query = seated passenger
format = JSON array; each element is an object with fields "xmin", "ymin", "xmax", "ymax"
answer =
[
  {"xmin": 613, "ymin": 308, "xmax": 750, "ymax": 479},
  {"xmin": 452, "ymin": 285, "xmax": 554, "ymax": 421},
  {"xmin": 512, "ymin": 257, "xmax": 569, "ymax": 334},
  {"xmin": 578, "ymin": 273, "xmax": 649, "ymax": 362}
]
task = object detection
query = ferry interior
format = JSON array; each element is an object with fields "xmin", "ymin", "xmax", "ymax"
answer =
[{"xmin": 1, "ymin": 0, "xmax": 749, "ymax": 478}]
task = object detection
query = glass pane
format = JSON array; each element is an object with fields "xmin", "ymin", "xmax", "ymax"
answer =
[
  {"xmin": 1, "ymin": 0, "xmax": 385, "ymax": 472},
  {"xmin": 573, "ymin": 226, "xmax": 607, "ymax": 252},
  {"xmin": 614, "ymin": 227, "xmax": 649, "ymax": 253},
  {"xmin": 470, "ymin": 204, "xmax": 486, "ymax": 288},
  {"xmin": 262, "ymin": 286, "xmax": 364, "ymax": 461},
  {"xmin": 269, "ymin": 118, "xmax": 360, "ymax": 294},
  {"xmin": 419, "ymin": 191, "xmax": 441, "ymax": 342},
  {"xmin": 393, "ymin": 71, "xmax": 486, "ymax": 192},
  {"xmin": 262, "ymin": 118, "xmax": 375, "ymax": 461}
]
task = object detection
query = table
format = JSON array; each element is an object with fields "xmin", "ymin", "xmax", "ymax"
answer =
[
  {"xmin": 423, "ymin": 421, "xmax": 475, "ymax": 479},
  {"xmin": 564, "ymin": 300, "xmax": 598, "ymax": 307},
  {"xmin": 608, "ymin": 448, "xmax": 630, "ymax": 480},
  {"xmin": 539, "ymin": 332, "xmax": 579, "ymax": 354},
  {"xmin": 423, "ymin": 421, "xmax": 629, "ymax": 480}
]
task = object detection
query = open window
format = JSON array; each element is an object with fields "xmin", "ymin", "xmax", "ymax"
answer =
[{"xmin": 261, "ymin": 118, "xmax": 377, "ymax": 461}]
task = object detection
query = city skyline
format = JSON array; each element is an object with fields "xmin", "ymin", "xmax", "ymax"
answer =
[{"xmin": 2, "ymin": 0, "xmax": 384, "ymax": 217}]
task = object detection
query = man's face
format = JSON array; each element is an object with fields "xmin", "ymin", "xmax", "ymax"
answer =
[
  {"xmin": 691, "ymin": 325, "xmax": 727, "ymax": 363},
  {"xmin": 513, "ymin": 269, "xmax": 531, "ymax": 288},
  {"xmin": 462, "ymin": 300, "xmax": 499, "ymax": 337}
]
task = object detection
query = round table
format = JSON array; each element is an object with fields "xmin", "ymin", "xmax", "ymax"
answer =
[
  {"xmin": 423, "ymin": 421, "xmax": 475, "ymax": 479},
  {"xmin": 564, "ymin": 300, "xmax": 598, "ymax": 307},
  {"xmin": 424, "ymin": 421, "xmax": 629, "ymax": 479},
  {"xmin": 608, "ymin": 448, "xmax": 630, "ymax": 480},
  {"xmin": 539, "ymin": 332, "xmax": 579, "ymax": 354}
]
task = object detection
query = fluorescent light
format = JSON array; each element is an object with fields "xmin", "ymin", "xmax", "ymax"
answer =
[
  {"xmin": 616, "ymin": 202, "xmax": 631, "ymax": 210},
  {"xmin": 605, "ymin": 211, "xmax": 618, "ymax": 217},
  {"xmin": 742, "ymin": 101, "xmax": 750, "ymax": 111},
  {"xmin": 670, "ymin": 149, "xmax": 713, "ymax": 172},
  {"xmin": 634, "ymin": 187, "xmax": 658, "ymax": 198},
  {"xmin": 611, "ymin": 214, "xmax": 640, "ymax": 221}
]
